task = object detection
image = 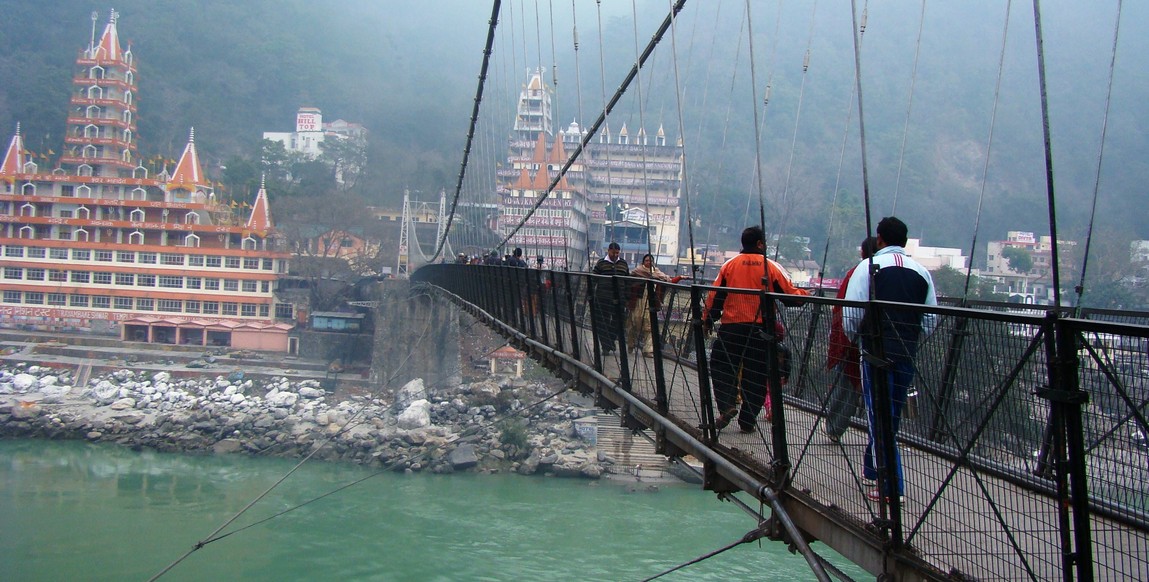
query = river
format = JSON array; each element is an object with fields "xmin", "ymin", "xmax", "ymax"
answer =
[{"xmin": 1, "ymin": 439, "xmax": 866, "ymax": 581}]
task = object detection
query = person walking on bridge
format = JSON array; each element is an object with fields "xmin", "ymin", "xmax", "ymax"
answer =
[
  {"xmin": 702, "ymin": 226, "xmax": 808, "ymax": 433},
  {"xmin": 592, "ymin": 242, "xmax": 629, "ymax": 355},
  {"xmin": 824, "ymin": 236, "xmax": 878, "ymax": 442},
  {"xmin": 843, "ymin": 216, "xmax": 937, "ymax": 502}
]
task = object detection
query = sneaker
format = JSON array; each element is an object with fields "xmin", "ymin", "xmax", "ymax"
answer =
[
  {"xmin": 824, "ymin": 431, "xmax": 841, "ymax": 444},
  {"xmin": 866, "ymin": 488, "xmax": 904, "ymax": 503}
]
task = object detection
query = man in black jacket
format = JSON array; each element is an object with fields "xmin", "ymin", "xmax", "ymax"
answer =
[{"xmin": 592, "ymin": 242, "xmax": 629, "ymax": 355}]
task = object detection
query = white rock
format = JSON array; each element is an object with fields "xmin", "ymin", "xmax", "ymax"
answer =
[
  {"xmin": 230, "ymin": 393, "xmax": 247, "ymax": 405},
  {"xmin": 298, "ymin": 387, "xmax": 325, "ymax": 399},
  {"xmin": 395, "ymin": 378, "xmax": 427, "ymax": 409},
  {"xmin": 12, "ymin": 373, "xmax": 37, "ymax": 391},
  {"xmin": 153, "ymin": 371, "xmax": 171, "ymax": 383},
  {"xmin": 397, "ymin": 399, "xmax": 432, "ymax": 430}
]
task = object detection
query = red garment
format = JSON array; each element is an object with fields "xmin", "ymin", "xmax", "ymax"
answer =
[{"xmin": 827, "ymin": 265, "xmax": 862, "ymax": 390}]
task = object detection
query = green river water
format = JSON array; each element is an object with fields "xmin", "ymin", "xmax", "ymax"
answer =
[{"xmin": 0, "ymin": 439, "xmax": 866, "ymax": 581}]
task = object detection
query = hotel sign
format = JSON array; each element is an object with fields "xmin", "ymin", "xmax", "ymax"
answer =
[{"xmin": 296, "ymin": 112, "xmax": 320, "ymax": 132}]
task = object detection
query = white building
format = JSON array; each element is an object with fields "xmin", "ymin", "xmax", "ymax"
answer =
[
  {"xmin": 263, "ymin": 107, "xmax": 367, "ymax": 185},
  {"xmin": 905, "ymin": 238, "xmax": 967, "ymax": 271}
]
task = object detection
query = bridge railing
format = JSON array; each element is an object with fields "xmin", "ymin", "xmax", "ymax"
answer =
[{"xmin": 413, "ymin": 264, "xmax": 1149, "ymax": 581}]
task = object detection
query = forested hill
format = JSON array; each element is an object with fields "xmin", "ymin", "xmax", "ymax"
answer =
[{"xmin": 1, "ymin": 1, "xmax": 1147, "ymax": 270}]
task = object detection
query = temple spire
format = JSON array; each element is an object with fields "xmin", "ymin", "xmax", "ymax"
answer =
[
  {"xmin": 246, "ymin": 173, "xmax": 273, "ymax": 234},
  {"xmin": 0, "ymin": 124, "xmax": 25, "ymax": 180},
  {"xmin": 169, "ymin": 128, "xmax": 205, "ymax": 189}
]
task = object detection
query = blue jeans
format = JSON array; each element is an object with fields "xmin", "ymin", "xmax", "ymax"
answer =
[{"xmin": 861, "ymin": 359, "xmax": 914, "ymax": 496}]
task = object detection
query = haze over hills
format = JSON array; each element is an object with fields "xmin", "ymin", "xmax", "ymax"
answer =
[{"xmin": 1, "ymin": 0, "xmax": 1146, "ymax": 281}]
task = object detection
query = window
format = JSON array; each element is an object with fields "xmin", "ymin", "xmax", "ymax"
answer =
[
  {"xmin": 27, "ymin": 247, "xmax": 46, "ymax": 258},
  {"xmin": 50, "ymin": 248, "xmax": 69, "ymax": 260},
  {"xmin": 2, "ymin": 291, "xmax": 20, "ymax": 303},
  {"xmin": 186, "ymin": 277, "xmax": 202, "ymax": 289},
  {"xmin": 3, "ymin": 246, "xmax": 23, "ymax": 258},
  {"xmin": 222, "ymin": 303, "xmax": 238, "ymax": 316},
  {"xmin": 243, "ymin": 257, "xmax": 259, "ymax": 269},
  {"xmin": 275, "ymin": 303, "xmax": 294, "ymax": 319},
  {"xmin": 241, "ymin": 304, "xmax": 257, "ymax": 317},
  {"xmin": 262, "ymin": 258, "xmax": 273, "ymax": 270},
  {"xmin": 225, "ymin": 257, "xmax": 241, "ymax": 269},
  {"xmin": 259, "ymin": 304, "xmax": 270, "ymax": 318},
  {"xmin": 136, "ymin": 298, "xmax": 153, "ymax": 311},
  {"xmin": 188, "ymin": 255, "xmax": 205, "ymax": 267},
  {"xmin": 137, "ymin": 274, "xmax": 156, "ymax": 287},
  {"xmin": 48, "ymin": 293, "xmax": 66, "ymax": 306},
  {"xmin": 138, "ymin": 252, "xmax": 156, "ymax": 264},
  {"xmin": 202, "ymin": 301, "xmax": 219, "ymax": 314},
  {"xmin": 49, "ymin": 270, "xmax": 67, "ymax": 282},
  {"xmin": 117, "ymin": 251, "xmax": 135, "ymax": 262},
  {"xmin": 158, "ymin": 299, "xmax": 182, "ymax": 312},
  {"xmin": 72, "ymin": 249, "xmax": 91, "ymax": 260},
  {"xmin": 69, "ymin": 295, "xmax": 89, "ymax": 307},
  {"xmin": 25, "ymin": 269, "xmax": 44, "ymax": 281},
  {"xmin": 96, "ymin": 250, "xmax": 113, "ymax": 262},
  {"xmin": 115, "ymin": 273, "xmax": 134, "ymax": 286},
  {"xmin": 114, "ymin": 297, "xmax": 133, "ymax": 310},
  {"xmin": 224, "ymin": 280, "xmax": 239, "ymax": 292},
  {"xmin": 92, "ymin": 296, "xmax": 111, "ymax": 309},
  {"xmin": 242, "ymin": 280, "xmax": 257, "ymax": 293},
  {"xmin": 161, "ymin": 253, "xmax": 184, "ymax": 266},
  {"xmin": 93, "ymin": 272, "xmax": 112, "ymax": 285},
  {"xmin": 205, "ymin": 278, "xmax": 220, "ymax": 291},
  {"xmin": 159, "ymin": 275, "xmax": 183, "ymax": 288},
  {"xmin": 260, "ymin": 281, "xmax": 270, "ymax": 293},
  {"xmin": 3, "ymin": 267, "xmax": 22, "ymax": 280},
  {"xmin": 184, "ymin": 300, "xmax": 200, "ymax": 314},
  {"xmin": 24, "ymin": 292, "xmax": 44, "ymax": 305},
  {"xmin": 206, "ymin": 256, "xmax": 223, "ymax": 268},
  {"xmin": 71, "ymin": 271, "xmax": 91, "ymax": 283}
]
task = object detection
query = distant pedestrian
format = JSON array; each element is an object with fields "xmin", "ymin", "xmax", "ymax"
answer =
[
  {"xmin": 844, "ymin": 216, "xmax": 938, "ymax": 502},
  {"xmin": 508, "ymin": 247, "xmax": 529, "ymax": 268},
  {"xmin": 627, "ymin": 253, "xmax": 681, "ymax": 356},
  {"xmin": 592, "ymin": 242, "xmax": 629, "ymax": 355},
  {"xmin": 702, "ymin": 226, "xmax": 808, "ymax": 433},
  {"xmin": 823, "ymin": 236, "xmax": 878, "ymax": 442}
]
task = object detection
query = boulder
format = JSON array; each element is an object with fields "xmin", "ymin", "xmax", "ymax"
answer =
[
  {"xmin": 395, "ymin": 378, "xmax": 427, "ymax": 409},
  {"xmin": 447, "ymin": 444, "xmax": 479, "ymax": 470},
  {"xmin": 397, "ymin": 399, "xmax": 432, "ymax": 430}
]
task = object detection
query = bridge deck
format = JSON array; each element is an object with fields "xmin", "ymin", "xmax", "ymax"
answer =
[{"xmin": 415, "ymin": 266, "xmax": 1149, "ymax": 581}]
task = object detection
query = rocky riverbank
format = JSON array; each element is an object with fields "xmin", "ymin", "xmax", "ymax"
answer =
[{"xmin": 0, "ymin": 362, "xmax": 639, "ymax": 480}]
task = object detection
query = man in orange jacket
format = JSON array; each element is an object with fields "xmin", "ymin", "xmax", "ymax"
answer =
[{"xmin": 702, "ymin": 226, "xmax": 809, "ymax": 433}]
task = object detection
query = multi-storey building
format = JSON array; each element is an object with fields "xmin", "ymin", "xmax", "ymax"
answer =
[
  {"xmin": 984, "ymin": 231, "xmax": 1076, "ymax": 304},
  {"xmin": 499, "ymin": 70, "xmax": 684, "ymax": 270},
  {"xmin": 0, "ymin": 11, "xmax": 294, "ymax": 351}
]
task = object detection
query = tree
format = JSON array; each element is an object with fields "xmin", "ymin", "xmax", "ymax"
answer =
[{"xmin": 1001, "ymin": 246, "xmax": 1034, "ymax": 275}]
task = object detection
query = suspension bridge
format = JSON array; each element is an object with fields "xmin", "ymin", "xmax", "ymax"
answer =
[{"xmin": 402, "ymin": 1, "xmax": 1148, "ymax": 580}]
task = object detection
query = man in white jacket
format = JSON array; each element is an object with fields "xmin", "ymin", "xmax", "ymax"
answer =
[{"xmin": 843, "ymin": 216, "xmax": 937, "ymax": 502}]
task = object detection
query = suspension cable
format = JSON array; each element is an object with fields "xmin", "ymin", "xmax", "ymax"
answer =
[
  {"xmin": 667, "ymin": 0, "xmax": 699, "ymax": 279},
  {"xmin": 1029, "ymin": 0, "xmax": 1063, "ymax": 309},
  {"xmin": 773, "ymin": 0, "xmax": 821, "ymax": 262},
  {"xmin": 815, "ymin": 12, "xmax": 865, "ymax": 290},
  {"xmin": 430, "ymin": 0, "xmax": 503, "ymax": 262},
  {"xmin": 742, "ymin": 0, "xmax": 769, "ymax": 235},
  {"xmin": 961, "ymin": 0, "xmax": 1013, "ymax": 301},
  {"xmin": 1074, "ymin": 0, "xmax": 1125, "ymax": 312},
  {"xmin": 630, "ymin": 0, "xmax": 657, "ymax": 262},
  {"xmin": 849, "ymin": 0, "xmax": 875, "ymax": 267},
  {"xmin": 571, "ymin": 0, "xmax": 591, "ymax": 267},
  {"xmin": 889, "ymin": 0, "xmax": 927, "ymax": 215}
]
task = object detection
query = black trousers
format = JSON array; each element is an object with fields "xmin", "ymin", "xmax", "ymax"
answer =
[
  {"xmin": 593, "ymin": 293, "xmax": 622, "ymax": 353},
  {"xmin": 710, "ymin": 322, "xmax": 770, "ymax": 429}
]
